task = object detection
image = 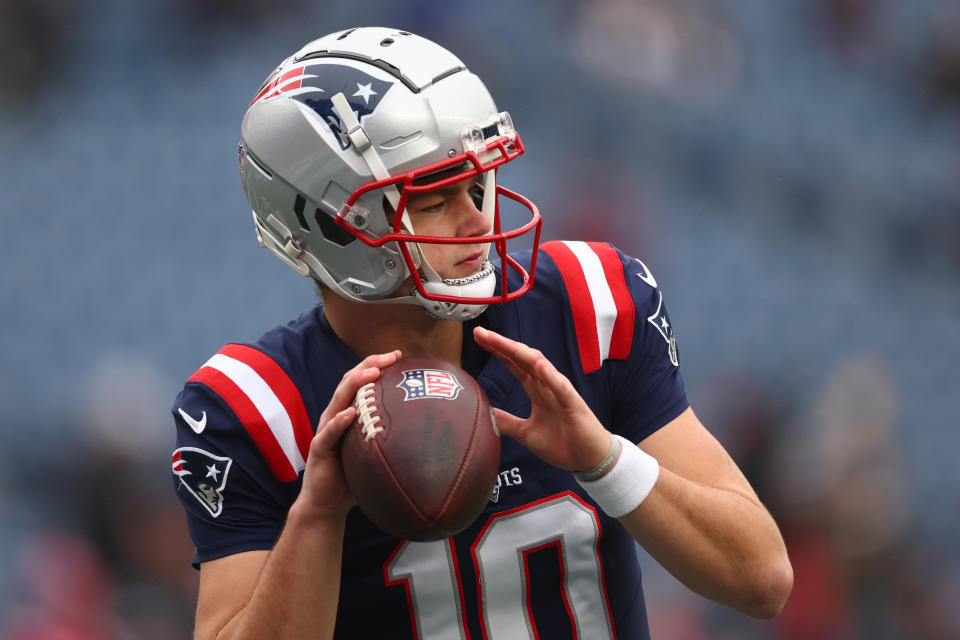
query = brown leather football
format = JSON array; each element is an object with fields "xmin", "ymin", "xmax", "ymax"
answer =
[{"xmin": 341, "ymin": 356, "xmax": 500, "ymax": 541}]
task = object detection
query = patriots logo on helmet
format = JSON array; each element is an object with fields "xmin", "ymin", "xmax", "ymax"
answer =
[
  {"xmin": 648, "ymin": 291, "xmax": 679, "ymax": 367},
  {"xmin": 251, "ymin": 63, "xmax": 394, "ymax": 151},
  {"xmin": 172, "ymin": 447, "xmax": 233, "ymax": 517},
  {"xmin": 396, "ymin": 369, "xmax": 464, "ymax": 401}
]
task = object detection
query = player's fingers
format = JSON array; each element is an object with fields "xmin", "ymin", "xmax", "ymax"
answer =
[
  {"xmin": 474, "ymin": 328, "xmax": 557, "ymax": 401},
  {"xmin": 474, "ymin": 333, "xmax": 530, "ymax": 382},
  {"xmin": 477, "ymin": 328, "xmax": 586, "ymax": 413},
  {"xmin": 473, "ymin": 327, "xmax": 523, "ymax": 361},
  {"xmin": 354, "ymin": 350, "xmax": 402, "ymax": 372},
  {"xmin": 487, "ymin": 347, "xmax": 527, "ymax": 381},
  {"xmin": 489, "ymin": 335, "xmax": 566, "ymax": 405},
  {"xmin": 320, "ymin": 366, "xmax": 380, "ymax": 424},
  {"xmin": 487, "ymin": 348, "xmax": 558, "ymax": 407},
  {"xmin": 313, "ymin": 405, "xmax": 355, "ymax": 454},
  {"xmin": 321, "ymin": 350, "xmax": 400, "ymax": 422},
  {"xmin": 476, "ymin": 327, "xmax": 555, "ymax": 379},
  {"xmin": 341, "ymin": 351, "xmax": 402, "ymax": 387},
  {"xmin": 491, "ymin": 407, "xmax": 524, "ymax": 441},
  {"xmin": 531, "ymin": 357, "xmax": 583, "ymax": 410}
]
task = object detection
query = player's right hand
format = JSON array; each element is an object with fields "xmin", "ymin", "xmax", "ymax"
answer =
[{"xmin": 294, "ymin": 350, "xmax": 402, "ymax": 521}]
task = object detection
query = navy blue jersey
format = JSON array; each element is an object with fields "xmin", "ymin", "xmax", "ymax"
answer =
[{"xmin": 172, "ymin": 241, "xmax": 688, "ymax": 639}]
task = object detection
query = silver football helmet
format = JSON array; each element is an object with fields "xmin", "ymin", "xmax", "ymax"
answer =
[{"xmin": 239, "ymin": 27, "xmax": 542, "ymax": 320}]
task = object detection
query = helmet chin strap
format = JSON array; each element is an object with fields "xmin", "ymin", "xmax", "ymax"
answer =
[
  {"xmin": 330, "ymin": 92, "xmax": 497, "ymax": 321},
  {"xmin": 330, "ymin": 93, "xmax": 402, "ymax": 213},
  {"xmin": 413, "ymin": 259, "xmax": 495, "ymax": 320}
]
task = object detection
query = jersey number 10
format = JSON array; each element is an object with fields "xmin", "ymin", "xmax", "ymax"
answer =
[{"xmin": 385, "ymin": 492, "xmax": 616, "ymax": 639}]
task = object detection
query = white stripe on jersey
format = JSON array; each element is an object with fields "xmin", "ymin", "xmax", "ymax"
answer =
[
  {"xmin": 563, "ymin": 241, "xmax": 619, "ymax": 364},
  {"xmin": 203, "ymin": 353, "xmax": 307, "ymax": 473}
]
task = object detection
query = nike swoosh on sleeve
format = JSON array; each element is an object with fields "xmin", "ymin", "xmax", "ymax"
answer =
[
  {"xmin": 178, "ymin": 408, "xmax": 207, "ymax": 434},
  {"xmin": 634, "ymin": 259, "xmax": 658, "ymax": 288}
]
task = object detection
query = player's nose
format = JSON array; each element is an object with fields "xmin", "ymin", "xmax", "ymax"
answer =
[{"xmin": 457, "ymin": 192, "xmax": 492, "ymax": 238}]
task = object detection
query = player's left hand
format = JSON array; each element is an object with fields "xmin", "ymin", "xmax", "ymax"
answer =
[{"xmin": 473, "ymin": 326, "xmax": 613, "ymax": 473}]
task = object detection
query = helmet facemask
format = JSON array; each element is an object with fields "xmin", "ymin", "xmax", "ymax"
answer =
[{"xmin": 332, "ymin": 101, "xmax": 542, "ymax": 320}]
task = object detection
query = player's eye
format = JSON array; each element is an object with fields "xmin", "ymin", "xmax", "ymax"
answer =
[{"xmin": 414, "ymin": 199, "xmax": 445, "ymax": 214}]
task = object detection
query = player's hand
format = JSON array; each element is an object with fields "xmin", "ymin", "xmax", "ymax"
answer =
[
  {"xmin": 473, "ymin": 327, "xmax": 611, "ymax": 473},
  {"xmin": 295, "ymin": 350, "xmax": 402, "ymax": 521}
]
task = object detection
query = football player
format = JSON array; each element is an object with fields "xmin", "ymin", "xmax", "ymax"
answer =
[{"xmin": 171, "ymin": 27, "xmax": 792, "ymax": 639}]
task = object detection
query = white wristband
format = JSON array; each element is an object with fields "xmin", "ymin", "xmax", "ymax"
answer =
[{"xmin": 575, "ymin": 435, "xmax": 660, "ymax": 518}]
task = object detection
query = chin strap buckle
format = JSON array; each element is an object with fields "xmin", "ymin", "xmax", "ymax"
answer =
[{"xmin": 346, "ymin": 124, "xmax": 371, "ymax": 152}]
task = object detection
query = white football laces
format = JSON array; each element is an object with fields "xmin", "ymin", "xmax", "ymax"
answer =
[{"xmin": 354, "ymin": 382, "xmax": 383, "ymax": 442}]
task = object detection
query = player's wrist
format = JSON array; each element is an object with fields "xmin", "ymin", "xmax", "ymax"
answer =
[
  {"xmin": 575, "ymin": 435, "xmax": 660, "ymax": 518},
  {"xmin": 288, "ymin": 496, "xmax": 352, "ymax": 529},
  {"xmin": 569, "ymin": 425, "xmax": 619, "ymax": 474},
  {"xmin": 572, "ymin": 432, "xmax": 621, "ymax": 481}
]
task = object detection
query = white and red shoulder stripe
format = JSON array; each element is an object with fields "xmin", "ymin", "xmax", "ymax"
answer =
[
  {"xmin": 187, "ymin": 344, "xmax": 312, "ymax": 483},
  {"xmin": 541, "ymin": 241, "xmax": 636, "ymax": 374}
]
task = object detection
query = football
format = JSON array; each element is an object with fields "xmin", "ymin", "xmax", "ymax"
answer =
[{"xmin": 341, "ymin": 356, "xmax": 500, "ymax": 541}]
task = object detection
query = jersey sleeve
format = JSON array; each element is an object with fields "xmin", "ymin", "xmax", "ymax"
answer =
[
  {"xmin": 170, "ymin": 344, "xmax": 313, "ymax": 567},
  {"xmin": 605, "ymin": 248, "xmax": 688, "ymax": 442},
  {"xmin": 536, "ymin": 241, "xmax": 688, "ymax": 443}
]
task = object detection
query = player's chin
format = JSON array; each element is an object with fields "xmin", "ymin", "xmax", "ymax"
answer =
[
  {"xmin": 442, "ymin": 265, "xmax": 483, "ymax": 282},
  {"xmin": 451, "ymin": 255, "xmax": 487, "ymax": 277}
]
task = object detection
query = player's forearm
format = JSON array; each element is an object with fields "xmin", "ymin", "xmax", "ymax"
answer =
[
  {"xmin": 212, "ymin": 506, "xmax": 346, "ymax": 640},
  {"xmin": 620, "ymin": 466, "xmax": 792, "ymax": 618}
]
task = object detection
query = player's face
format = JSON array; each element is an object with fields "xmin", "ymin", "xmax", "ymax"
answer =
[{"xmin": 404, "ymin": 175, "xmax": 492, "ymax": 280}]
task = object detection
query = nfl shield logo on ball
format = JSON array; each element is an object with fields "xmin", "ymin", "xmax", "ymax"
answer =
[{"xmin": 397, "ymin": 369, "xmax": 464, "ymax": 401}]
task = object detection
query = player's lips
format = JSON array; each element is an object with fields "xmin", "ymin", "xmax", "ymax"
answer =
[{"xmin": 456, "ymin": 252, "xmax": 485, "ymax": 270}]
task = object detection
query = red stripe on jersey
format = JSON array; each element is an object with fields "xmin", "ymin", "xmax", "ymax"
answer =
[
  {"xmin": 541, "ymin": 241, "xmax": 601, "ymax": 373},
  {"xmin": 587, "ymin": 242, "xmax": 635, "ymax": 360},
  {"xmin": 218, "ymin": 344, "xmax": 313, "ymax": 463},
  {"xmin": 188, "ymin": 367, "xmax": 298, "ymax": 482}
]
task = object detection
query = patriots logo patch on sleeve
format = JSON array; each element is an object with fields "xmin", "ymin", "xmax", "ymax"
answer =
[
  {"xmin": 172, "ymin": 447, "xmax": 233, "ymax": 517},
  {"xmin": 648, "ymin": 291, "xmax": 679, "ymax": 367}
]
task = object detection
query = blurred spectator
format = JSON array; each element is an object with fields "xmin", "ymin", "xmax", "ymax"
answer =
[
  {"xmin": 890, "ymin": 544, "xmax": 960, "ymax": 640},
  {"xmin": 775, "ymin": 520, "xmax": 854, "ymax": 640},
  {"xmin": 925, "ymin": 4, "xmax": 960, "ymax": 103},
  {"xmin": 76, "ymin": 353, "xmax": 198, "ymax": 637},
  {"xmin": 814, "ymin": 353, "xmax": 906, "ymax": 561},
  {"xmin": 0, "ymin": 352, "xmax": 198, "ymax": 639},
  {"xmin": 0, "ymin": 0, "xmax": 68, "ymax": 103},
  {"xmin": 691, "ymin": 374, "xmax": 855, "ymax": 639},
  {"xmin": 1, "ymin": 532, "xmax": 126, "ymax": 640},
  {"xmin": 550, "ymin": 154, "xmax": 660, "ymax": 258},
  {"xmin": 573, "ymin": 0, "xmax": 742, "ymax": 104},
  {"xmin": 814, "ymin": 0, "xmax": 878, "ymax": 57}
]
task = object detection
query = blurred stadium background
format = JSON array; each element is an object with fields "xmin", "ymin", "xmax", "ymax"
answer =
[{"xmin": 1, "ymin": 0, "xmax": 958, "ymax": 637}]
